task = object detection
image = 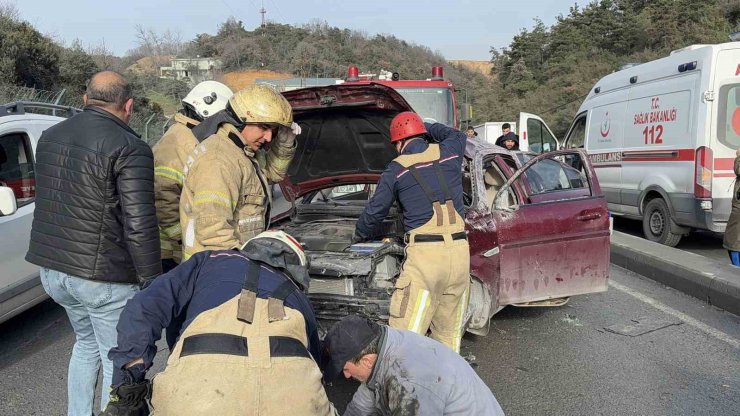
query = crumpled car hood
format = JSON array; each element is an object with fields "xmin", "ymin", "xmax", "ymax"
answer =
[{"xmin": 279, "ymin": 83, "xmax": 413, "ymax": 199}]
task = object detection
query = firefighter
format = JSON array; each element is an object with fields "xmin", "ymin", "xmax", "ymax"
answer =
[
  {"xmin": 101, "ymin": 231, "xmax": 336, "ymax": 416},
  {"xmin": 353, "ymin": 112, "xmax": 470, "ymax": 353},
  {"xmin": 154, "ymin": 81, "xmax": 233, "ymax": 272},
  {"xmin": 180, "ymin": 84, "xmax": 298, "ymax": 261}
]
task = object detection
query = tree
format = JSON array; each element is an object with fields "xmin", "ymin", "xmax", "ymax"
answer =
[
  {"xmin": 0, "ymin": 8, "xmax": 60, "ymax": 89},
  {"xmin": 59, "ymin": 40, "xmax": 99, "ymax": 95}
]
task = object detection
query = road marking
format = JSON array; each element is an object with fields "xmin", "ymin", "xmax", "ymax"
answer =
[{"xmin": 608, "ymin": 280, "xmax": 740, "ymax": 349}]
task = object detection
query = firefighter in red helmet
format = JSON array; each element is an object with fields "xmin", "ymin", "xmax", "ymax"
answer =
[{"xmin": 353, "ymin": 112, "xmax": 470, "ymax": 353}]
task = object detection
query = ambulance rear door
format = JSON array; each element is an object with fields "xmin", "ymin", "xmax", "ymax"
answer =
[{"xmin": 711, "ymin": 45, "xmax": 740, "ymax": 224}]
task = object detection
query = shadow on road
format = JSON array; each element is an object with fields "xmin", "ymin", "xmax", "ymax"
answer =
[
  {"xmin": 0, "ymin": 299, "xmax": 70, "ymax": 370},
  {"xmin": 613, "ymin": 217, "xmax": 727, "ymax": 262}
]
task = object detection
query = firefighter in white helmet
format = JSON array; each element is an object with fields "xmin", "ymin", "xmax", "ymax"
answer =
[
  {"xmin": 153, "ymin": 81, "xmax": 233, "ymax": 273},
  {"xmin": 180, "ymin": 84, "xmax": 299, "ymax": 261},
  {"xmin": 103, "ymin": 231, "xmax": 336, "ymax": 415}
]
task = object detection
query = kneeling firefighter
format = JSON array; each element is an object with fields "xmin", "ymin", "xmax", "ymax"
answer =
[
  {"xmin": 101, "ymin": 231, "xmax": 336, "ymax": 416},
  {"xmin": 154, "ymin": 81, "xmax": 233, "ymax": 272},
  {"xmin": 353, "ymin": 112, "xmax": 470, "ymax": 353}
]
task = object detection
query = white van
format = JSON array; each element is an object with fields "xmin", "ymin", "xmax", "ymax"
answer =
[
  {"xmin": 562, "ymin": 42, "xmax": 740, "ymax": 246},
  {"xmin": 475, "ymin": 113, "xmax": 559, "ymax": 153}
]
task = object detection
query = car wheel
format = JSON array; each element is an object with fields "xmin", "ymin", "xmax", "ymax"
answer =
[{"xmin": 642, "ymin": 198, "xmax": 682, "ymax": 247}]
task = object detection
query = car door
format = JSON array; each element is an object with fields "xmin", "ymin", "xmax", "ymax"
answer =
[
  {"xmin": 518, "ymin": 112, "xmax": 560, "ymax": 153},
  {"xmin": 491, "ymin": 149, "xmax": 610, "ymax": 305},
  {"xmin": 0, "ymin": 129, "xmax": 39, "ymax": 296},
  {"xmin": 0, "ymin": 119, "xmax": 55, "ymax": 320}
]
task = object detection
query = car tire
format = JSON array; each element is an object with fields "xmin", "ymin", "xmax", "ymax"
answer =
[{"xmin": 642, "ymin": 198, "xmax": 682, "ymax": 247}]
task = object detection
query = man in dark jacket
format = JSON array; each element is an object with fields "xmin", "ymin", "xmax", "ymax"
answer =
[
  {"xmin": 26, "ymin": 71, "xmax": 161, "ymax": 415},
  {"xmin": 723, "ymin": 148, "xmax": 740, "ymax": 266}
]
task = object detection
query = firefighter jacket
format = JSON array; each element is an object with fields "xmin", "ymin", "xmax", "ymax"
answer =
[
  {"xmin": 108, "ymin": 249, "xmax": 335, "ymax": 415},
  {"xmin": 344, "ymin": 326, "xmax": 505, "ymax": 416},
  {"xmin": 180, "ymin": 123, "xmax": 295, "ymax": 261},
  {"xmin": 26, "ymin": 106, "xmax": 161, "ymax": 283},
  {"xmin": 723, "ymin": 155, "xmax": 740, "ymax": 251},
  {"xmin": 355, "ymin": 122, "xmax": 467, "ymax": 239},
  {"xmin": 153, "ymin": 113, "xmax": 200, "ymax": 262}
]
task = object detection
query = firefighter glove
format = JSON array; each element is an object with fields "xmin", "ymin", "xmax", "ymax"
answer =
[{"xmin": 101, "ymin": 365, "xmax": 150, "ymax": 416}]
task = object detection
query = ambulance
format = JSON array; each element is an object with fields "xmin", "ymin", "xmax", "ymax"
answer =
[{"xmin": 561, "ymin": 42, "xmax": 740, "ymax": 246}]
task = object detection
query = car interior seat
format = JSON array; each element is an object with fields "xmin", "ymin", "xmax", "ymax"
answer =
[{"xmin": 484, "ymin": 167, "xmax": 513, "ymax": 208}]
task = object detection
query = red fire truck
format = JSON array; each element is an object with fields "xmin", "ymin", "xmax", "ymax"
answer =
[{"xmin": 339, "ymin": 65, "xmax": 471, "ymax": 128}]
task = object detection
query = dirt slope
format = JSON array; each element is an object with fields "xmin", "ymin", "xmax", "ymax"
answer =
[
  {"xmin": 221, "ymin": 70, "xmax": 293, "ymax": 91},
  {"xmin": 448, "ymin": 60, "xmax": 493, "ymax": 78}
]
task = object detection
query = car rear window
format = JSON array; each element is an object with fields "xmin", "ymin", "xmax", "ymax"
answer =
[
  {"xmin": 718, "ymin": 83, "xmax": 740, "ymax": 149},
  {"xmin": 0, "ymin": 132, "xmax": 35, "ymax": 208}
]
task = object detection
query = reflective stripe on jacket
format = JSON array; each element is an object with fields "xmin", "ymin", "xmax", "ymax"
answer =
[
  {"xmin": 153, "ymin": 113, "xmax": 200, "ymax": 261},
  {"xmin": 180, "ymin": 123, "xmax": 295, "ymax": 260}
]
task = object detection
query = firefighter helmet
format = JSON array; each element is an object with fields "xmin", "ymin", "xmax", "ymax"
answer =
[
  {"xmin": 228, "ymin": 84, "xmax": 293, "ymax": 128},
  {"xmin": 390, "ymin": 111, "xmax": 427, "ymax": 143},
  {"xmin": 240, "ymin": 230, "xmax": 309, "ymax": 290},
  {"xmin": 182, "ymin": 81, "xmax": 233, "ymax": 119}
]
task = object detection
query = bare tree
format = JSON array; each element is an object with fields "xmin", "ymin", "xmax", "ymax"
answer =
[
  {"xmin": 132, "ymin": 24, "xmax": 184, "ymax": 61},
  {"xmin": 0, "ymin": 1, "xmax": 19, "ymax": 21}
]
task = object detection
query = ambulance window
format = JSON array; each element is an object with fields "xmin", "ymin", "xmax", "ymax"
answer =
[
  {"xmin": 718, "ymin": 84, "xmax": 740, "ymax": 149},
  {"xmin": 565, "ymin": 113, "xmax": 587, "ymax": 148},
  {"xmin": 527, "ymin": 119, "xmax": 557, "ymax": 153},
  {"xmin": 0, "ymin": 133, "xmax": 35, "ymax": 208},
  {"xmin": 527, "ymin": 119, "xmax": 543, "ymax": 153}
]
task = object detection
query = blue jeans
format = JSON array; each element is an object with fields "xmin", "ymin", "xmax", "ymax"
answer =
[
  {"xmin": 730, "ymin": 250, "xmax": 740, "ymax": 267},
  {"xmin": 40, "ymin": 268, "xmax": 138, "ymax": 416}
]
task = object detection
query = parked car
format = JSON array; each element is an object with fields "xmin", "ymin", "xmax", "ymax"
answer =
[
  {"xmin": 0, "ymin": 102, "xmax": 78, "ymax": 324},
  {"xmin": 274, "ymin": 84, "xmax": 610, "ymax": 335}
]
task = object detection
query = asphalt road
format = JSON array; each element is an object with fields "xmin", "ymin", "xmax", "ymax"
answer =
[
  {"xmin": 1, "ymin": 265, "xmax": 738, "ymax": 416},
  {"xmin": 613, "ymin": 216, "xmax": 729, "ymax": 263}
]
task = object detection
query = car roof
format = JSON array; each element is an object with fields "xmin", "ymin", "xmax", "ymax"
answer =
[
  {"xmin": 465, "ymin": 137, "xmax": 517, "ymax": 159},
  {"xmin": 0, "ymin": 113, "xmax": 66, "ymax": 125}
]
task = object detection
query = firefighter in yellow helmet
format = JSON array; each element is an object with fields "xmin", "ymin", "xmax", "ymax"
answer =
[
  {"xmin": 153, "ymin": 81, "xmax": 233, "ymax": 272},
  {"xmin": 180, "ymin": 84, "xmax": 298, "ymax": 261}
]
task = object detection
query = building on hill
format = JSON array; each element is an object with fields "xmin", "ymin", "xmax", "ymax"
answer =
[{"xmin": 160, "ymin": 57, "xmax": 223, "ymax": 85}]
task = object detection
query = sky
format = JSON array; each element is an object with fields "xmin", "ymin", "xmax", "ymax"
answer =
[{"xmin": 15, "ymin": 0, "xmax": 579, "ymax": 61}]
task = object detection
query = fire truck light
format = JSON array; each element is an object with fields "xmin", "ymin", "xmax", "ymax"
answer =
[
  {"xmin": 347, "ymin": 66, "xmax": 360, "ymax": 81},
  {"xmin": 431, "ymin": 66, "xmax": 444, "ymax": 80}
]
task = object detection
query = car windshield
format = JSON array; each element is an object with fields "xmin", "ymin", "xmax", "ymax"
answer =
[{"xmin": 394, "ymin": 87, "xmax": 454, "ymax": 127}]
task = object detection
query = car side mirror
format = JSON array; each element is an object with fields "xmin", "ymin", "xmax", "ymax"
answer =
[
  {"xmin": 0, "ymin": 186, "xmax": 17, "ymax": 216},
  {"xmin": 459, "ymin": 103, "xmax": 473, "ymax": 123}
]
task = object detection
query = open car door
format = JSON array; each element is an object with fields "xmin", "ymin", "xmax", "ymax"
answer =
[
  {"xmin": 492, "ymin": 149, "xmax": 610, "ymax": 305},
  {"xmin": 518, "ymin": 112, "xmax": 560, "ymax": 154}
]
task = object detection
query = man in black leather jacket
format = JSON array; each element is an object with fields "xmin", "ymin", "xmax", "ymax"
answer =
[{"xmin": 26, "ymin": 71, "xmax": 161, "ymax": 416}]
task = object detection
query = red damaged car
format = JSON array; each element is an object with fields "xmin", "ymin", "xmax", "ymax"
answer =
[{"xmin": 273, "ymin": 83, "xmax": 610, "ymax": 335}]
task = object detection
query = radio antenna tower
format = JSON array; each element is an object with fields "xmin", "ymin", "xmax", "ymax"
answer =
[{"xmin": 260, "ymin": 0, "xmax": 267, "ymax": 28}]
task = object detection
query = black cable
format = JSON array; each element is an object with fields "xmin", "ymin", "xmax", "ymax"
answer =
[{"xmin": 540, "ymin": 92, "xmax": 590, "ymax": 115}]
